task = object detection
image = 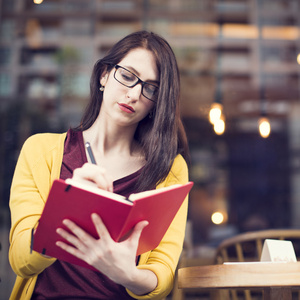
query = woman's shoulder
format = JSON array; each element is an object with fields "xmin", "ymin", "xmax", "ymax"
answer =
[
  {"xmin": 21, "ymin": 132, "xmax": 67, "ymax": 158},
  {"xmin": 158, "ymin": 155, "xmax": 189, "ymax": 188},
  {"xmin": 172, "ymin": 154, "xmax": 188, "ymax": 172},
  {"xmin": 24, "ymin": 132, "xmax": 67, "ymax": 147}
]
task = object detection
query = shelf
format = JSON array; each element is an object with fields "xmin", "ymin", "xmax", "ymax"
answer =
[{"xmin": 0, "ymin": 0, "xmax": 299, "ymax": 124}]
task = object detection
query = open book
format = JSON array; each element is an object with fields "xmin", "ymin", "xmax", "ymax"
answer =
[{"xmin": 32, "ymin": 179, "xmax": 193, "ymax": 270}]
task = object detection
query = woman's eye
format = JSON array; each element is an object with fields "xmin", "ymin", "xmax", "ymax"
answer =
[
  {"xmin": 121, "ymin": 71, "xmax": 135, "ymax": 82},
  {"xmin": 145, "ymin": 84, "xmax": 157, "ymax": 95}
]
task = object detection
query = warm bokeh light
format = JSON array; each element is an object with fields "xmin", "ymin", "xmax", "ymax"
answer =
[
  {"xmin": 222, "ymin": 24, "xmax": 258, "ymax": 39},
  {"xmin": 33, "ymin": 0, "xmax": 43, "ymax": 4},
  {"xmin": 297, "ymin": 53, "xmax": 300, "ymax": 65},
  {"xmin": 209, "ymin": 102, "xmax": 223, "ymax": 124},
  {"xmin": 211, "ymin": 212, "xmax": 225, "ymax": 225},
  {"xmin": 262, "ymin": 26, "xmax": 298, "ymax": 40},
  {"xmin": 214, "ymin": 116, "xmax": 225, "ymax": 135},
  {"xmin": 25, "ymin": 19, "xmax": 42, "ymax": 48},
  {"xmin": 259, "ymin": 117, "xmax": 271, "ymax": 138}
]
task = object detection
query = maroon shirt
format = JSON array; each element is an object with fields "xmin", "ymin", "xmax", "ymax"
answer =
[{"xmin": 32, "ymin": 129, "xmax": 141, "ymax": 299}]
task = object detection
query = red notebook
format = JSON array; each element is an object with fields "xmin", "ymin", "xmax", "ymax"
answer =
[{"xmin": 32, "ymin": 179, "xmax": 193, "ymax": 271}]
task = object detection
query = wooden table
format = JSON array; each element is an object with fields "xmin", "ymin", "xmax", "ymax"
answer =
[{"xmin": 178, "ymin": 262, "xmax": 300, "ymax": 299}]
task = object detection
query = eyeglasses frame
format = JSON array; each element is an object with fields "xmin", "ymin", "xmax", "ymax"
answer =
[{"xmin": 113, "ymin": 64, "xmax": 159, "ymax": 103}]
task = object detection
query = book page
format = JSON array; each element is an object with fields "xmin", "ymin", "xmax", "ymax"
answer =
[
  {"xmin": 128, "ymin": 184, "xmax": 181, "ymax": 201},
  {"xmin": 65, "ymin": 178, "xmax": 132, "ymax": 204}
]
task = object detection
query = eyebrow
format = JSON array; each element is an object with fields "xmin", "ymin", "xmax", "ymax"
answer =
[{"xmin": 123, "ymin": 65, "xmax": 159, "ymax": 85}]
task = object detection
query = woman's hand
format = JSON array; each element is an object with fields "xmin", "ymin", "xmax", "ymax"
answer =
[
  {"xmin": 56, "ymin": 214, "xmax": 158, "ymax": 295},
  {"xmin": 72, "ymin": 163, "xmax": 113, "ymax": 192}
]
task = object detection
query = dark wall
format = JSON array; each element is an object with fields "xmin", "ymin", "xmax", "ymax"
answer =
[{"xmin": 227, "ymin": 130, "xmax": 290, "ymax": 232}]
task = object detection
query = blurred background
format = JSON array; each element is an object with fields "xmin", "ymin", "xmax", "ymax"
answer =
[{"xmin": 1, "ymin": 0, "xmax": 300, "ymax": 298}]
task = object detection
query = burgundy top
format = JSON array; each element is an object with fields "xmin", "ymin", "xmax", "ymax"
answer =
[{"xmin": 32, "ymin": 129, "xmax": 141, "ymax": 299}]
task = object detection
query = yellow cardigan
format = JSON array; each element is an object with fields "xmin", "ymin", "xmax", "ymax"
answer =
[{"xmin": 9, "ymin": 133, "xmax": 189, "ymax": 300}]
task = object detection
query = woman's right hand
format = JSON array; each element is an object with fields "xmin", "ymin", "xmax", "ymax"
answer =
[{"xmin": 72, "ymin": 163, "xmax": 113, "ymax": 192}]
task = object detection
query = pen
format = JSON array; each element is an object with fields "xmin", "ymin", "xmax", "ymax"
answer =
[{"xmin": 85, "ymin": 142, "xmax": 97, "ymax": 164}]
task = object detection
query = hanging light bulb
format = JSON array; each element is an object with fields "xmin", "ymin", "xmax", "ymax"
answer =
[
  {"xmin": 209, "ymin": 58, "xmax": 224, "ymax": 132},
  {"xmin": 259, "ymin": 117, "xmax": 271, "ymax": 138},
  {"xmin": 211, "ymin": 211, "xmax": 224, "ymax": 225},
  {"xmin": 33, "ymin": 0, "xmax": 43, "ymax": 4},
  {"xmin": 214, "ymin": 114, "xmax": 225, "ymax": 135},
  {"xmin": 211, "ymin": 211, "xmax": 228, "ymax": 225},
  {"xmin": 209, "ymin": 102, "xmax": 223, "ymax": 124}
]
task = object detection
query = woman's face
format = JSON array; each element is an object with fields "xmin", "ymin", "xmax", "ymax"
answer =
[{"xmin": 99, "ymin": 48, "xmax": 158, "ymax": 128}]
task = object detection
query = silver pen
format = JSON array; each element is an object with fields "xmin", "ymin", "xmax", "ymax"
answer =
[{"xmin": 85, "ymin": 142, "xmax": 97, "ymax": 164}]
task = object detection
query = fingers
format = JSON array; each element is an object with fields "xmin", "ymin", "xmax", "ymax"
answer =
[
  {"xmin": 91, "ymin": 213, "xmax": 111, "ymax": 243},
  {"xmin": 56, "ymin": 219, "xmax": 100, "ymax": 263},
  {"xmin": 56, "ymin": 220, "xmax": 90, "ymax": 250},
  {"xmin": 91, "ymin": 214, "xmax": 148, "ymax": 246},
  {"xmin": 56, "ymin": 217, "xmax": 113, "ymax": 268},
  {"xmin": 57, "ymin": 216, "xmax": 148, "ymax": 249},
  {"xmin": 127, "ymin": 220, "xmax": 149, "ymax": 247},
  {"xmin": 56, "ymin": 216, "xmax": 113, "ymax": 248},
  {"xmin": 72, "ymin": 163, "xmax": 113, "ymax": 192},
  {"xmin": 56, "ymin": 216, "xmax": 148, "ymax": 266},
  {"xmin": 133, "ymin": 220, "xmax": 149, "ymax": 235},
  {"xmin": 56, "ymin": 223, "xmax": 88, "ymax": 260}
]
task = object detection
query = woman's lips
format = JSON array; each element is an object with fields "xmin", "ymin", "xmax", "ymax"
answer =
[{"xmin": 118, "ymin": 103, "xmax": 135, "ymax": 113}]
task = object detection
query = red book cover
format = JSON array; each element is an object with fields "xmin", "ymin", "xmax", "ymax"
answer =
[{"xmin": 32, "ymin": 179, "xmax": 193, "ymax": 271}]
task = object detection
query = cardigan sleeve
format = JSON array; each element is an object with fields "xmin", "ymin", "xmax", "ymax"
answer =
[
  {"xmin": 9, "ymin": 133, "xmax": 65, "ymax": 278},
  {"xmin": 126, "ymin": 154, "xmax": 189, "ymax": 300}
]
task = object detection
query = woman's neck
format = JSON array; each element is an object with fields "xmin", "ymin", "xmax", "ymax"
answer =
[
  {"xmin": 82, "ymin": 117, "xmax": 140, "ymax": 158},
  {"xmin": 82, "ymin": 118, "xmax": 145, "ymax": 181}
]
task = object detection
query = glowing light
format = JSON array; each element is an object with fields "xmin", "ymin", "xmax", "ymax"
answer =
[
  {"xmin": 214, "ymin": 116, "xmax": 225, "ymax": 135},
  {"xmin": 297, "ymin": 53, "xmax": 300, "ymax": 65},
  {"xmin": 211, "ymin": 212, "xmax": 224, "ymax": 225},
  {"xmin": 209, "ymin": 103, "xmax": 223, "ymax": 124},
  {"xmin": 33, "ymin": 0, "xmax": 43, "ymax": 4},
  {"xmin": 259, "ymin": 117, "xmax": 271, "ymax": 138}
]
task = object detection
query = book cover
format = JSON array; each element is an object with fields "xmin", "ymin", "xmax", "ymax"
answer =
[{"xmin": 32, "ymin": 179, "xmax": 193, "ymax": 270}]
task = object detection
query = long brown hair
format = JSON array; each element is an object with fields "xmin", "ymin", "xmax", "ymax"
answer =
[{"xmin": 76, "ymin": 31, "xmax": 189, "ymax": 191}]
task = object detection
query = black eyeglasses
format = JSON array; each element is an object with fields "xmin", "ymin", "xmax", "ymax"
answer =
[{"xmin": 113, "ymin": 65, "xmax": 159, "ymax": 103}]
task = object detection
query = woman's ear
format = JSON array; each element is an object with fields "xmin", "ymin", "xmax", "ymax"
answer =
[{"xmin": 100, "ymin": 73, "xmax": 108, "ymax": 87}]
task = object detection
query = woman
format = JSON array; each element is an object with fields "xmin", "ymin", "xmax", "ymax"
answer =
[{"xmin": 9, "ymin": 31, "xmax": 190, "ymax": 300}]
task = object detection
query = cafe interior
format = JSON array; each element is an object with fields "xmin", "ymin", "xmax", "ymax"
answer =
[{"xmin": 1, "ymin": 0, "xmax": 300, "ymax": 299}]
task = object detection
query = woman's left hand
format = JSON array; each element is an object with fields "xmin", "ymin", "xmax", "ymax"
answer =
[{"xmin": 55, "ymin": 214, "xmax": 155, "ymax": 292}]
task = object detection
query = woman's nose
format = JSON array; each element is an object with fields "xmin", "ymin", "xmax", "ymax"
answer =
[{"xmin": 126, "ymin": 83, "xmax": 142, "ymax": 101}]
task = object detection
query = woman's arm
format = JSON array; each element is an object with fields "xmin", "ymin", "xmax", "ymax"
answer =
[
  {"xmin": 127, "ymin": 154, "xmax": 189, "ymax": 299},
  {"xmin": 9, "ymin": 134, "xmax": 65, "ymax": 277}
]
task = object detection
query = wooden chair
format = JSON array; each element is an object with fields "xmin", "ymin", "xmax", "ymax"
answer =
[{"xmin": 214, "ymin": 229, "xmax": 300, "ymax": 300}]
